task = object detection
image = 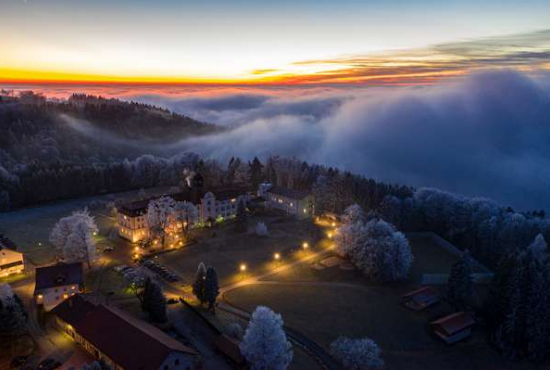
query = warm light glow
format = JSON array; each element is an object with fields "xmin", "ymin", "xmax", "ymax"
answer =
[
  {"xmin": 332, "ymin": 222, "xmax": 336, "ymax": 227},
  {"xmin": 37, "ymin": 294, "xmax": 43, "ymax": 299},
  {"xmin": 274, "ymin": 253, "xmax": 280, "ymax": 260},
  {"xmin": 328, "ymin": 232, "xmax": 333, "ymax": 238},
  {"xmin": 134, "ymin": 246, "xmax": 139, "ymax": 251},
  {"xmin": 240, "ymin": 264, "xmax": 247, "ymax": 272},
  {"xmin": 302, "ymin": 242, "xmax": 309, "ymax": 249}
]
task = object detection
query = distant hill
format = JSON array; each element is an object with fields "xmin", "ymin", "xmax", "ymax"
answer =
[{"xmin": 0, "ymin": 91, "xmax": 221, "ymax": 164}]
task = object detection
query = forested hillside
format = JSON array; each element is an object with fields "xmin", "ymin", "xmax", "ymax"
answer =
[{"xmin": 0, "ymin": 91, "xmax": 220, "ymax": 208}]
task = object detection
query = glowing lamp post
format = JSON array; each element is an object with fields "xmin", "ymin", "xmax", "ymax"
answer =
[{"xmin": 240, "ymin": 263, "xmax": 247, "ymax": 280}]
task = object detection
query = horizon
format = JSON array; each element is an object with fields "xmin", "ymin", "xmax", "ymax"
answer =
[{"xmin": 1, "ymin": 0, "xmax": 550, "ymax": 86}]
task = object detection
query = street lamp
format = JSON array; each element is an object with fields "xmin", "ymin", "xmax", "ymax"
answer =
[
  {"xmin": 302, "ymin": 242, "xmax": 309, "ymax": 249},
  {"xmin": 331, "ymin": 222, "xmax": 336, "ymax": 227},
  {"xmin": 327, "ymin": 232, "xmax": 333, "ymax": 239},
  {"xmin": 240, "ymin": 263, "xmax": 247, "ymax": 272}
]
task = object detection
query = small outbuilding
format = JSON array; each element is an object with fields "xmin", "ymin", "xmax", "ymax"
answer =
[
  {"xmin": 34, "ymin": 262, "xmax": 84, "ymax": 311},
  {"xmin": 402, "ymin": 286, "xmax": 440, "ymax": 311},
  {"xmin": 430, "ymin": 311, "xmax": 475, "ymax": 344}
]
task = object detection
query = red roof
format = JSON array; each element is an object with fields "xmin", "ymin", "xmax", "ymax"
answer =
[
  {"xmin": 431, "ymin": 312, "xmax": 475, "ymax": 336},
  {"xmin": 402, "ymin": 286, "xmax": 440, "ymax": 304},
  {"xmin": 53, "ymin": 295, "xmax": 198, "ymax": 370}
]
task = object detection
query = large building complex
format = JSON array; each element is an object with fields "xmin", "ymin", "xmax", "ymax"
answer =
[
  {"xmin": 258, "ymin": 183, "xmax": 314, "ymax": 219},
  {"xmin": 117, "ymin": 174, "xmax": 251, "ymax": 243}
]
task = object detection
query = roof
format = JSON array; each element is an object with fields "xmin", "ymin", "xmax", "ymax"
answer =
[
  {"xmin": 431, "ymin": 312, "xmax": 475, "ymax": 336},
  {"xmin": 118, "ymin": 186, "xmax": 250, "ymax": 217},
  {"xmin": 215, "ymin": 334, "xmax": 245, "ymax": 365},
  {"xmin": 53, "ymin": 295, "xmax": 198, "ymax": 370},
  {"xmin": 35, "ymin": 262, "xmax": 84, "ymax": 291},
  {"xmin": 0, "ymin": 234, "xmax": 18, "ymax": 251},
  {"xmin": 266, "ymin": 186, "xmax": 310, "ymax": 200},
  {"xmin": 403, "ymin": 286, "xmax": 440, "ymax": 304}
]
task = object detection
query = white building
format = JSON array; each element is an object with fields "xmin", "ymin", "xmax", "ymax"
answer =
[
  {"xmin": 260, "ymin": 183, "xmax": 315, "ymax": 219},
  {"xmin": 117, "ymin": 181, "xmax": 250, "ymax": 243},
  {"xmin": 34, "ymin": 262, "xmax": 84, "ymax": 311},
  {"xmin": 0, "ymin": 234, "xmax": 25, "ymax": 278}
]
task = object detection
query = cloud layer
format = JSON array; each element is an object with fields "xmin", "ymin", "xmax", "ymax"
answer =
[{"xmin": 146, "ymin": 70, "xmax": 550, "ymax": 211}]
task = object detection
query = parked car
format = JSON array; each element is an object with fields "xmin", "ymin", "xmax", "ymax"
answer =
[
  {"xmin": 37, "ymin": 358, "xmax": 61, "ymax": 370},
  {"xmin": 104, "ymin": 246, "xmax": 114, "ymax": 252}
]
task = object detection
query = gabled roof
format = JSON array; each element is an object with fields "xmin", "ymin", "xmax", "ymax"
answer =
[
  {"xmin": 403, "ymin": 286, "xmax": 440, "ymax": 304},
  {"xmin": 431, "ymin": 312, "xmax": 475, "ymax": 336},
  {"xmin": 0, "ymin": 234, "xmax": 18, "ymax": 251},
  {"xmin": 266, "ymin": 186, "xmax": 310, "ymax": 200},
  {"xmin": 118, "ymin": 186, "xmax": 251, "ymax": 217},
  {"xmin": 52, "ymin": 295, "xmax": 198, "ymax": 370},
  {"xmin": 35, "ymin": 262, "xmax": 83, "ymax": 291}
]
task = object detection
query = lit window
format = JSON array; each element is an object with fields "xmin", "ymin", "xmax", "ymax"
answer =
[
  {"xmin": 303, "ymin": 208, "xmax": 307, "ymax": 213},
  {"xmin": 71, "ymin": 285, "xmax": 76, "ymax": 290}
]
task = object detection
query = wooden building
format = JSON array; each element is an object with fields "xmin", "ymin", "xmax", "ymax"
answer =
[
  {"xmin": 431, "ymin": 311, "xmax": 475, "ymax": 344},
  {"xmin": 402, "ymin": 286, "xmax": 440, "ymax": 311}
]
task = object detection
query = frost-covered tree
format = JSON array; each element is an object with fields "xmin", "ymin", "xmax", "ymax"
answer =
[
  {"xmin": 147, "ymin": 196, "xmax": 176, "ymax": 248},
  {"xmin": 0, "ymin": 283, "xmax": 27, "ymax": 334},
  {"xmin": 529, "ymin": 234, "xmax": 548, "ymax": 261},
  {"xmin": 204, "ymin": 267, "xmax": 219, "ymax": 313},
  {"xmin": 192, "ymin": 262, "xmax": 207, "ymax": 304},
  {"xmin": 255, "ymin": 222, "xmax": 269, "ymax": 237},
  {"xmin": 123, "ymin": 268, "xmax": 148, "ymax": 304},
  {"xmin": 342, "ymin": 204, "xmax": 365, "ymax": 225},
  {"xmin": 240, "ymin": 306, "xmax": 293, "ymax": 370},
  {"xmin": 330, "ymin": 336, "xmax": 384, "ymax": 370},
  {"xmin": 446, "ymin": 250, "xmax": 473, "ymax": 309},
  {"xmin": 50, "ymin": 209, "xmax": 98, "ymax": 268},
  {"xmin": 336, "ymin": 218, "xmax": 413, "ymax": 282},
  {"xmin": 174, "ymin": 201, "xmax": 198, "ymax": 239}
]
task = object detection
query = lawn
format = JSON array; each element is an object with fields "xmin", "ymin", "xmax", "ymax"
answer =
[
  {"xmin": 224, "ymin": 283, "xmax": 535, "ymax": 370},
  {"xmin": 0, "ymin": 186, "xmax": 172, "ymax": 266},
  {"xmin": 156, "ymin": 213, "xmax": 322, "ymax": 287}
]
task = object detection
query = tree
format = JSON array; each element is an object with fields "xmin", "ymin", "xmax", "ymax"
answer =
[
  {"xmin": 335, "ymin": 217, "xmax": 413, "ymax": 282},
  {"xmin": 240, "ymin": 306, "xmax": 293, "ymax": 370},
  {"xmin": 50, "ymin": 209, "xmax": 99, "ymax": 268},
  {"xmin": 529, "ymin": 234, "xmax": 548, "ymax": 261},
  {"xmin": 446, "ymin": 250, "xmax": 473, "ymax": 309},
  {"xmin": 0, "ymin": 283, "xmax": 27, "ymax": 335},
  {"xmin": 123, "ymin": 269, "xmax": 148, "ymax": 304},
  {"xmin": 248, "ymin": 157, "xmax": 264, "ymax": 189},
  {"xmin": 147, "ymin": 196, "xmax": 176, "ymax": 248},
  {"xmin": 174, "ymin": 201, "xmax": 198, "ymax": 240},
  {"xmin": 235, "ymin": 199, "xmax": 248, "ymax": 233},
  {"xmin": 330, "ymin": 336, "xmax": 384, "ymax": 370},
  {"xmin": 255, "ymin": 221, "xmax": 269, "ymax": 236},
  {"xmin": 204, "ymin": 267, "xmax": 219, "ymax": 313},
  {"xmin": 342, "ymin": 204, "xmax": 365, "ymax": 225},
  {"xmin": 192, "ymin": 262, "xmax": 207, "ymax": 304},
  {"xmin": 141, "ymin": 278, "xmax": 167, "ymax": 323}
]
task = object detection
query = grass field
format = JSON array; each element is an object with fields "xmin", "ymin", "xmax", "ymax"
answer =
[
  {"xmin": 224, "ymin": 283, "xmax": 535, "ymax": 370},
  {"xmin": 0, "ymin": 186, "xmax": 172, "ymax": 265},
  {"xmin": 157, "ymin": 213, "xmax": 322, "ymax": 287}
]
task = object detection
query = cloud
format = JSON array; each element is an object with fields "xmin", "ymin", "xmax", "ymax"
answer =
[{"xmin": 162, "ymin": 70, "xmax": 550, "ymax": 211}]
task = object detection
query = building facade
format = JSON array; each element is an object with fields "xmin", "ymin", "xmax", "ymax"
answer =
[
  {"xmin": 0, "ymin": 235, "xmax": 24, "ymax": 278},
  {"xmin": 117, "ymin": 177, "xmax": 250, "ymax": 243},
  {"xmin": 52, "ymin": 295, "xmax": 200, "ymax": 370},
  {"xmin": 34, "ymin": 262, "xmax": 84, "ymax": 311},
  {"xmin": 260, "ymin": 183, "xmax": 314, "ymax": 219}
]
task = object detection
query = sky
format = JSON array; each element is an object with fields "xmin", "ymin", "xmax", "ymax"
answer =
[
  {"xmin": 1, "ymin": 0, "xmax": 550, "ymax": 210},
  {"xmin": 1, "ymin": 0, "xmax": 550, "ymax": 84}
]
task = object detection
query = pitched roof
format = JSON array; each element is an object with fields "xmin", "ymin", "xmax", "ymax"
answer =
[
  {"xmin": 52, "ymin": 296, "xmax": 198, "ymax": 370},
  {"xmin": 0, "ymin": 234, "xmax": 18, "ymax": 251},
  {"xmin": 118, "ymin": 186, "xmax": 250, "ymax": 217},
  {"xmin": 35, "ymin": 262, "xmax": 84, "ymax": 291},
  {"xmin": 403, "ymin": 286, "xmax": 440, "ymax": 304},
  {"xmin": 266, "ymin": 186, "xmax": 310, "ymax": 200},
  {"xmin": 431, "ymin": 312, "xmax": 475, "ymax": 336}
]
